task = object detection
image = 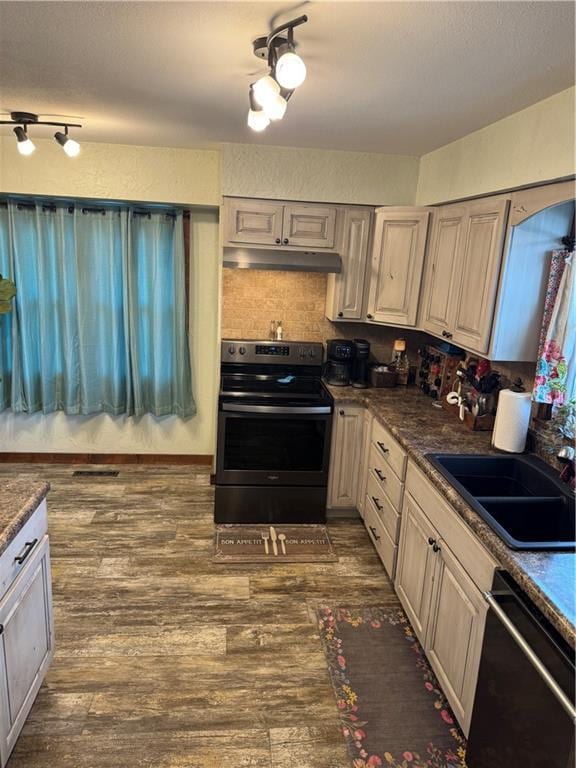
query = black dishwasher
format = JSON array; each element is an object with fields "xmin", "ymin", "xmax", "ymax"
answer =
[{"xmin": 466, "ymin": 570, "xmax": 575, "ymax": 768}]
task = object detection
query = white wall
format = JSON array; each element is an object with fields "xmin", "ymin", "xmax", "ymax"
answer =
[
  {"xmin": 0, "ymin": 209, "xmax": 220, "ymax": 455},
  {"xmin": 222, "ymin": 143, "xmax": 419, "ymax": 205},
  {"xmin": 416, "ymin": 87, "xmax": 575, "ymax": 205},
  {"xmin": 0, "ymin": 137, "xmax": 221, "ymax": 207}
]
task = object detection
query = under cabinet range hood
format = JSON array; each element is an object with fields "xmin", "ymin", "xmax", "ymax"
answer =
[{"xmin": 223, "ymin": 247, "xmax": 342, "ymax": 273}]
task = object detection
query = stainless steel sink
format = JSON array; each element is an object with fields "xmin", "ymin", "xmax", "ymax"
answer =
[{"xmin": 426, "ymin": 454, "xmax": 575, "ymax": 551}]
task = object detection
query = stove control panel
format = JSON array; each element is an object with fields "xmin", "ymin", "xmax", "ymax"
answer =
[{"xmin": 221, "ymin": 340, "xmax": 323, "ymax": 365}]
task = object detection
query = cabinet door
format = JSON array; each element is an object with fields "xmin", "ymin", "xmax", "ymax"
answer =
[
  {"xmin": 0, "ymin": 536, "xmax": 53, "ymax": 766},
  {"xmin": 326, "ymin": 208, "xmax": 372, "ymax": 321},
  {"xmin": 450, "ymin": 198, "xmax": 510, "ymax": 354},
  {"xmin": 395, "ymin": 493, "xmax": 437, "ymax": 642},
  {"xmin": 283, "ymin": 204, "xmax": 337, "ymax": 249},
  {"xmin": 327, "ymin": 406, "xmax": 364, "ymax": 509},
  {"xmin": 224, "ymin": 199, "xmax": 284, "ymax": 246},
  {"xmin": 420, "ymin": 205, "xmax": 465, "ymax": 338},
  {"xmin": 367, "ymin": 209, "xmax": 430, "ymax": 326},
  {"xmin": 425, "ymin": 539, "xmax": 488, "ymax": 736},
  {"xmin": 356, "ymin": 410, "xmax": 373, "ymax": 519}
]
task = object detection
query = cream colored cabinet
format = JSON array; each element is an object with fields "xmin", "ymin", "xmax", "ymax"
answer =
[
  {"xmin": 396, "ymin": 461, "xmax": 498, "ymax": 736},
  {"xmin": 0, "ymin": 533, "xmax": 54, "ymax": 767},
  {"xmin": 223, "ymin": 197, "xmax": 338, "ymax": 250},
  {"xmin": 419, "ymin": 197, "xmax": 510, "ymax": 356},
  {"xmin": 327, "ymin": 405, "xmax": 364, "ymax": 509},
  {"xmin": 420, "ymin": 204, "xmax": 466, "ymax": 338},
  {"xmin": 426, "ymin": 538, "xmax": 488, "ymax": 734},
  {"xmin": 395, "ymin": 493, "xmax": 438, "ymax": 639},
  {"xmin": 450, "ymin": 198, "xmax": 510, "ymax": 353},
  {"xmin": 326, "ymin": 208, "xmax": 373, "ymax": 321},
  {"xmin": 282, "ymin": 204, "xmax": 337, "ymax": 249},
  {"xmin": 366, "ymin": 207, "xmax": 431, "ymax": 327},
  {"xmin": 223, "ymin": 199, "xmax": 284, "ymax": 246},
  {"xmin": 356, "ymin": 410, "xmax": 373, "ymax": 519}
]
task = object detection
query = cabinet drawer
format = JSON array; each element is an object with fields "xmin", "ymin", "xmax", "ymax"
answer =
[
  {"xmin": 364, "ymin": 503, "xmax": 397, "ymax": 580},
  {"xmin": 366, "ymin": 473, "xmax": 401, "ymax": 542},
  {"xmin": 371, "ymin": 418, "xmax": 407, "ymax": 481},
  {"xmin": 0, "ymin": 500, "xmax": 48, "ymax": 601},
  {"xmin": 406, "ymin": 461, "xmax": 498, "ymax": 591},
  {"xmin": 368, "ymin": 442, "xmax": 404, "ymax": 511}
]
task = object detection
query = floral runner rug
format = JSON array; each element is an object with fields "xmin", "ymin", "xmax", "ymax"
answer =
[
  {"xmin": 316, "ymin": 605, "xmax": 467, "ymax": 768},
  {"xmin": 213, "ymin": 524, "xmax": 338, "ymax": 563}
]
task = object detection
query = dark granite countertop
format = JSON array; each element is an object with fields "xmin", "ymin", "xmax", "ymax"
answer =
[
  {"xmin": 0, "ymin": 478, "xmax": 50, "ymax": 557},
  {"xmin": 328, "ymin": 384, "xmax": 576, "ymax": 647}
]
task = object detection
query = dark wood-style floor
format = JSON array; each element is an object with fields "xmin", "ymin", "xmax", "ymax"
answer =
[{"xmin": 1, "ymin": 464, "xmax": 399, "ymax": 768}]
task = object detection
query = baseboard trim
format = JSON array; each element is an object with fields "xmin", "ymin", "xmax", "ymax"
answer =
[{"xmin": 0, "ymin": 452, "xmax": 213, "ymax": 465}]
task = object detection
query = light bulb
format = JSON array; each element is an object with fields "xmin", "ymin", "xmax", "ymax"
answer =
[
  {"xmin": 13, "ymin": 126, "xmax": 36, "ymax": 156},
  {"xmin": 54, "ymin": 131, "xmax": 81, "ymax": 157},
  {"xmin": 63, "ymin": 138, "xmax": 80, "ymax": 157},
  {"xmin": 262, "ymin": 92, "xmax": 287, "ymax": 121},
  {"xmin": 252, "ymin": 75, "xmax": 280, "ymax": 109},
  {"xmin": 247, "ymin": 108, "xmax": 270, "ymax": 132},
  {"xmin": 275, "ymin": 51, "xmax": 307, "ymax": 89}
]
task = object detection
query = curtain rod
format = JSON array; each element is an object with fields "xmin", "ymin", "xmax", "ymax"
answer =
[{"xmin": 0, "ymin": 200, "xmax": 189, "ymax": 218}]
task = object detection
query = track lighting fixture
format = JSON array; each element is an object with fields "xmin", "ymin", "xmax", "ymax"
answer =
[
  {"xmin": 1, "ymin": 112, "xmax": 82, "ymax": 157},
  {"xmin": 247, "ymin": 14, "xmax": 308, "ymax": 132}
]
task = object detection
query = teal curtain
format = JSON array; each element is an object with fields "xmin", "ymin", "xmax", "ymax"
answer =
[{"xmin": 0, "ymin": 202, "xmax": 194, "ymax": 417}]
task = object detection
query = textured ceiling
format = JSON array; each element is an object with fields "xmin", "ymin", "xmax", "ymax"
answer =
[{"xmin": 0, "ymin": 1, "xmax": 574, "ymax": 155}]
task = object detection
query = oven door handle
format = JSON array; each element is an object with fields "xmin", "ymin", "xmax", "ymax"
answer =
[
  {"xmin": 485, "ymin": 591, "xmax": 576, "ymax": 721},
  {"xmin": 221, "ymin": 403, "xmax": 331, "ymax": 414}
]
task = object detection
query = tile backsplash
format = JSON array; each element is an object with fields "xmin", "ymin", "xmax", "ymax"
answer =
[{"xmin": 221, "ymin": 269, "xmax": 430, "ymax": 363}]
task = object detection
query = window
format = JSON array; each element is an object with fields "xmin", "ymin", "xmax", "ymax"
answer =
[{"xmin": 0, "ymin": 200, "xmax": 194, "ymax": 417}]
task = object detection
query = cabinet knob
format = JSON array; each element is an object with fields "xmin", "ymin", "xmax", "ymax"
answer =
[
  {"xmin": 428, "ymin": 537, "xmax": 436, "ymax": 546},
  {"xmin": 0, "ymin": 624, "xmax": 3, "ymax": 635},
  {"xmin": 369, "ymin": 526, "xmax": 381, "ymax": 542},
  {"xmin": 367, "ymin": 313, "xmax": 373, "ymax": 320},
  {"xmin": 283, "ymin": 238, "xmax": 289, "ymax": 245},
  {"xmin": 339, "ymin": 409, "xmax": 345, "ymax": 416},
  {"xmin": 442, "ymin": 330, "xmax": 453, "ymax": 339},
  {"xmin": 338, "ymin": 312, "xmax": 344, "ymax": 318},
  {"xmin": 275, "ymin": 238, "xmax": 281, "ymax": 244},
  {"xmin": 432, "ymin": 543, "xmax": 441, "ymax": 553}
]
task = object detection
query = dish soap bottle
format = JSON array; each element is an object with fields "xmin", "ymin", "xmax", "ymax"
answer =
[
  {"xmin": 269, "ymin": 320, "xmax": 277, "ymax": 341},
  {"xmin": 276, "ymin": 320, "xmax": 283, "ymax": 341}
]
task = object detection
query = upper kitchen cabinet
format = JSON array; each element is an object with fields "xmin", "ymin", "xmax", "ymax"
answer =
[
  {"xmin": 366, "ymin": 208, "xmax": 431, "ymax": 327},
  {"xmin": 325, "ymin": 207, "xmax": 372, "ymax": 320},
  {"xmin": 223, "ymin": 197, "xmax": 339, "ymax": 250},
  {"xmin": 420, "ymin": 180, "xmax": 575, "ymax": 360}
]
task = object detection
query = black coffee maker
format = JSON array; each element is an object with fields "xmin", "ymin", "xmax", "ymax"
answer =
[
  {"xmin": 324, "ymin": 339, "xmax": 355, "ymax": 386},
  {"xmin": 351, "ymin": 339, "xmax": 371, "ymax": 388}
]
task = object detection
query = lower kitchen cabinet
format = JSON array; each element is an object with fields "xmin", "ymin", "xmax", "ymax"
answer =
[
  {"xmin": 0, "ymin": 505, "xmax": 54, "ymax": 767},
  {"xmin": 327, "ymin": 405, "xmax": 365, "ymax": 509},
  {"xmin": 425, "ymin": 536, "xmax": 488, "ymax": 735},
  {"xmin": 396, "ymin": 462, "xmax": 497, "ymax": 737}
]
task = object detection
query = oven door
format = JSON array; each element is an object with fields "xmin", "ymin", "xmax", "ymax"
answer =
[{"xmin": 216, "ymin": 403, "xmax": 333, "ymax": 486}]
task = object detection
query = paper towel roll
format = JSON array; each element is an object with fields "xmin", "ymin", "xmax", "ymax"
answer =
[{"xmin": 491, "ymin": 389, "xmax": 532, "ymax": 453}]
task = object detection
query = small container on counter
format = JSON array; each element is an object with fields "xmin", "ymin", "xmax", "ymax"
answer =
[{"xmin": 369, "ymin": 365, "xmax": 398, "ymax": 388}]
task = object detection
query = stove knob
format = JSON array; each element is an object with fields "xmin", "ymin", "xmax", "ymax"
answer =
[
  {"xmin": 239, "ymin": 346, "xmax": 246, "ymax": 355},
  {"xmin": 228, "ymin": 344, "xmax": 236, "ymax": 355}
]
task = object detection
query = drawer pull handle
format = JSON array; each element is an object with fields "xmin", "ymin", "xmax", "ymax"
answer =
[
  {"xmin": 376, "ymin": 441, "xmax": 389, "ymax": 454},
  {"xmin": 374, "ymin": 468, "xmax": 386, "ymax": 482},
  {"xmin": 369, "ymin": 525, "xmax": 381, "ymax": 542},
  {"xmin": 0, "ymin": 624, "xmax": 3, "ymax": 635},
  {"xmin": 14, "ymin": 538, "xmax": 38, "ymax": 565},
  {"xmin": 371, "ymin": 496, "xmax": 383, "ymax": 511}
]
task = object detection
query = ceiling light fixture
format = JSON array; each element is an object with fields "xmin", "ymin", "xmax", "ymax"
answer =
[
  {"xmin": 247, "ymin": 14, "xmax": 308, "ymax": 132},
  {"xmin": 1, "ymin": 112, "xmax": 82, "ymax": 157}
]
